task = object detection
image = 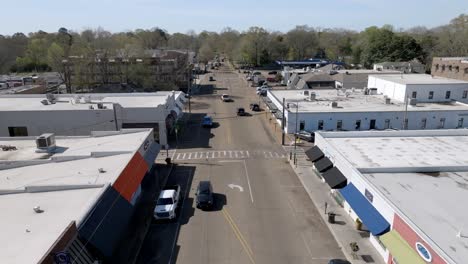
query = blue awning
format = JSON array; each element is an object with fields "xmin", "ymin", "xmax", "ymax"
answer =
[{"xmin": 339, "ymin": 183, "xmax": 390, "ymax": 236}]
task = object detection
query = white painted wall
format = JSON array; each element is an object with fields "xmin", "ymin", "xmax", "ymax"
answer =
[
  {"xmin": 368, "ymin": 76, "xmax": 468, "ymax": 103},
  {"xmin": 283, "ymin": 110, "xmax": 468, "ymax": 134}
]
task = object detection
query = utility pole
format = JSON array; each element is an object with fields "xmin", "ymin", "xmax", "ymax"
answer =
[
  {"xmin": 294, "ymin": 101, "xmax": 299, "ymax": 165},
  {"xmin": 281, "ymin": 98, "xmax": 286, "ymax": 145}
]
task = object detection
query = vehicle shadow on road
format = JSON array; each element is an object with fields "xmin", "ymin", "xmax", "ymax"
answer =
[
  {"xmin": 210, "ymin": 193, "xmax": 227, "ymax": 212},
  {"xmin": 176, "ymin": 113, "xmax": 215, "ymax": 149}
]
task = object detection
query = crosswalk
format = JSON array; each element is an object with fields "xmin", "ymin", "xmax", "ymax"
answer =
[{"xmin": 161, "ymin": 150, "xmax": 287, "ymax": 161}]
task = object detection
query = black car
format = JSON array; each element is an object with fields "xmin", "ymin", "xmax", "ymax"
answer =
[
  {"xmin": 196, "ymin": 181, "xmax": 214, "ymax": 209},
  {"xmin": 250, "ymin": 103, "xmax": 260, "ymax": 111},
  {"xmin": 237, "ymin": 107, "xmax": 247, "ymax": 116},
  {"xmin": 268, "ymin": 71, "xmax": 277, "ymax": 75},
  {"xmin": 328, "ymin": 260, "xmax": 351, "ymax": 264}
]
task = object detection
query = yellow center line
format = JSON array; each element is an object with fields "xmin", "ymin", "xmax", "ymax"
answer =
[{"xmin": 222, "ymin": 208, "xmax": 256, "ymax": 264}]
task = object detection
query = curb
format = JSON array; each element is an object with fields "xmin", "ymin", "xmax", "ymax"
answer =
[
  {"xmin": 287, "ymin": 158, "xmax": 359, "ymax": 263},
  {"xmin": 130, "ymin": 163, "xmax": 175, "ymax": 264}
]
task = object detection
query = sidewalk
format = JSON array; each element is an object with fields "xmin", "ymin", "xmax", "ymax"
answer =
[
  {"xmin": 111, "ymin": 163, "xmax": 174, "ymax": 264},
  {"xmin": 286, "ymin": 149, "xmax": 385, "ymax": 264}
]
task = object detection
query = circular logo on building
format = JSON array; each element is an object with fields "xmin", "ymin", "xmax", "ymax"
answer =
[{"xmin": 415, "ymin": 242, "xmax": 432, "ymax": 262}]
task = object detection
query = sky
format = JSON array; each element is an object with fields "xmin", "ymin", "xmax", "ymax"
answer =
[{"xmin": 1, "ymin": 0, "xmax": 467, "ymax": 35}]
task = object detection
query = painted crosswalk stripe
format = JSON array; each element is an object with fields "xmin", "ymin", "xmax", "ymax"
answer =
[{"xmin": 182, "ymin": 153, "xmax": 186, "ymax": 159}]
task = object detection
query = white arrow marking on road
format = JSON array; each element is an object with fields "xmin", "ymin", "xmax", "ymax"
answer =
[{"xmin": 228, "ymin": 184, "xmax": 244, "ymax": 192}]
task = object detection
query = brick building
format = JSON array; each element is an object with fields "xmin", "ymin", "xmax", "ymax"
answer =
[{"xmin": 431, "ymin": 57, "xmax": 468, "ymax": 81}]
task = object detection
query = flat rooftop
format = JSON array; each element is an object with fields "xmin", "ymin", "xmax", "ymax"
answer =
[
  {"xmin": 370, "ymin": 74, "xmax": 468, "ymax": 85},
  {"xmin": 318, "ymin": 129, "xmax": 468, "ymax": 263},
  {"xmin": 269, "ymin": 89, "xmax": 468, "ymax": 113},
  {"xmin": 0, "ymin": 129, "xmax": 156, "ymax": 264},
  {"xmin": 0, "ymin": 91, "xmax": 184, "ymax": 111}
]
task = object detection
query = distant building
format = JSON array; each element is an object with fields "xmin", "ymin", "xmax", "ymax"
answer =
[
  {"xmin": 0, "ymin": 129, "xmax": 159, "ymax": 263},
  {"xmin": 368, "ymin": 74, "xmax": 468, "ymax": 103},
  {"xmin": 431, "ymin": 57, "xmax": 468, "ymax": 81},
  {"xmin": 313, "ymin": 129, "xmax": 468, "ymax": 264},
  {"xmin": 373, "ymin": 60, "xmax": 425, "ymax": 73},
  {"xmin": 0, "ymin": 91, "xmax": 186, "ymax": 148}
]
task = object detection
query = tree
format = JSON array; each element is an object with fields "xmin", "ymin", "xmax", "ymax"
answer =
[{"xmin": 286, "ymin": 26, "xmax": 317, "ymax": 60}]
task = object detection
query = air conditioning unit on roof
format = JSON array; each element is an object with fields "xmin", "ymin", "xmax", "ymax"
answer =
[{"xmin": 35, "ymin": 133, "xmax": 56, "ymax": 153}]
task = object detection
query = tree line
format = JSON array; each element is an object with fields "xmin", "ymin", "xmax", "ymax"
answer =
[{"xmin": 0, "ymin": 13, "xmax": 466, "ymax": 75}]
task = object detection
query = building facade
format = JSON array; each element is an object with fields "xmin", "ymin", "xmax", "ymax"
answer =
[
  {"xmin": 0, "ymin": 92, "xmax": 186, "ymax": 148},
  {"xmin": 431, "ymin": 57, "xmax": 468, "ymax": 81}
]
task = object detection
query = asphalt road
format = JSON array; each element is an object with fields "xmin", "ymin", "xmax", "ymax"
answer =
[{"xmin": 137, "ymin": 65, "xmax": 345, "ymax": 264}]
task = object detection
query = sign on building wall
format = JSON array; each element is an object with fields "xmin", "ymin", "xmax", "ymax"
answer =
[
  {"xmin": 415, "ymin": 242, "xmax": 432, "ymax": 262},
  {"xmin": 365, "ymin": 188, "xmax": 374, "ymax": 203}
]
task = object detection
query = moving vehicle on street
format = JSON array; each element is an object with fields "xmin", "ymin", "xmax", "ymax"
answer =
[
  {"xmin": 221, "ymin": 94, "xmax": 231, "ymax": 102},
  {"xmin": 202, "ymin": 116, "xmax": 213, "ymax": 128},
  {"xmin": 196, "ymin": 181, "xmax": 214, "ymax": 210},
  {"xmin": 237, "ymin": 107, "xmax": 247, "ymax": 116},
  {"xmin": 154, "ymin": 185, "xmax": 181, "ymax": 220},
  {"xmin": 250, "ymin": 103, "xmax": 260, "ymax": 111},
  {"xmin": 295, "ymin": 130, "xmax": 315, "ymax": 142}
]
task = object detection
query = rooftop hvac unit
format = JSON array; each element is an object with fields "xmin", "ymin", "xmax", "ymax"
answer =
[
  {"xmin": 331, "ymin": 101, "xmax": 338, "ymax": 108},
  {"xmin": 368, "ymin": 88, "xmax": 378, "ymax": 95},
  {"xmin": 303, "ymin": 90, "xmax": 310, "ymax": 96},
  {"xmin": 35, "ymin": 133, "xmax": 56, "ymax": 153},
  {"xmin": 385, "ymin": 97, "xmax": 391, "ymax": 104},
  {"xmin": 409, "ymin": 98, "xmax": 417, "ymax": 106},
  {"xmin": 97, "ymin": 103, "xmax": 106, "ymax": 109}
]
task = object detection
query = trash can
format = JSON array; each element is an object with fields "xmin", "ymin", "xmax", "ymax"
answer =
[
  {"xmin": 328, "ymin": 212, "xmax": 336, "ymax": 223},
  {"xmin": 355, "ymin": 218, "xmax": 362, "ymax": 231}
]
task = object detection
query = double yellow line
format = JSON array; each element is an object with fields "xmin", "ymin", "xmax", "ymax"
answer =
[{"xmin": 222, "ymin": 208, "xmax": 256, "ymax": 264}]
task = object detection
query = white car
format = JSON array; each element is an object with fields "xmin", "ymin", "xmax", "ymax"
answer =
[
  {"xmin": 154, "ymin": 185, "xmax": 181, "ymax": 220},
  {"xmin": 256, "ymin": 85, "xmax": 269, "ymax": 92},
  {"xmin": 221, "ymin": 94, "xmax": 231, "ymax": 102}
]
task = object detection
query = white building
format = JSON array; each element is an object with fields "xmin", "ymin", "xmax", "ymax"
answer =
[
  {"xmin": 368, "ymin": 74, "xmax": 468, "ymax": 103},
  {"xmin": 0, "ymin": 91, "xmax": 186, "ymax": 148},
  {"xmin": 312, "ymin": 129, "xmax": 468, "ymax": 264},
  {"xmin": 0, "ymin": 129, "xmax": 159, "ymax": 263},
  {"xmin": 265, "ymin": 89, "xmax": 468, "ymax": 134}
]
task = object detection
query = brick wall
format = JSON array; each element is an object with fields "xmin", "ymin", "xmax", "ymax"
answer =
[{"xmin": 431, "ymin": 58, "xmax": 468, "ymax": 81}]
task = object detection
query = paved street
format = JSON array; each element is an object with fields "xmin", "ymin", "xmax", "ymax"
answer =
[{"xmin": 137, "ymin": 65, "xmax": 345, "ymax": 264}]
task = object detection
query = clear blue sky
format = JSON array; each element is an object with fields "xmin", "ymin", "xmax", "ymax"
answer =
[{"xmin": 1, "ymin": 0, "xmax": 467, "ymax": 35}]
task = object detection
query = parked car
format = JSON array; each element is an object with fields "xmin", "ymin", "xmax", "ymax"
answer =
[
  {"xmin": 196, "ymin": 181, "xmax": 214, "ymax": 209},
  {"xmin": 253, "ymin": 71, "xmax": 262, "ymax": 75},
  {"xmin": 295, "ymin": 130, "xmax": 315, "ymax": 142},
  {"xmin": 237, "ymin": 107, "xmax": 247, "ymax": 116},
  {"xmin": 257, "ymin": 89, "xmax": 268, "ymax": 96},
  {"xmin": 250, "ymin": 103, "xmax": 260, "ymax": 111},
  {"xmin": 267, "ymin": 77, "xmax": 277, "ymax": 82},
  {"xmin": 209, "ymin": 76, "xmax": 215, "ymax": 81},
  {"xmin": 246, "ymin": 76, "xmax": 253, "ymax": 81},
  {"xmin": 268, "ymin": 71, "xmax": 277, "ymax": 75},
  {"xmin": 154, "ymin": 185, "xmax": 181, "ymax": 220},
  {"xmin": 202, "ymin": 116, "xmax": 213, "ymax": 128},
  {"xmin": 221, "ymin": 94, "xmax": 231, "ymax": 102},
  {"xmin": 256, "ymin": 84, "xmax": 269, "ymax": 92},
  {"xmin": 328, "ymin": 260, "xmax": 351, "ymax": 264}
]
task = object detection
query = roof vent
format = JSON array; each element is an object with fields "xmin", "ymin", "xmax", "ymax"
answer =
[
  {"xmin": 33, "ymin": 206, "xmax": 44, "ymax": 213},
  {"xmin": 309, "ymin": 92, "xmax": 316, "ymax": 100},
  {"xmin": 368, "ymin": 88, "xmax": 378, "ymax": 95},
  {"xmin": 331, "ymin": 101, "xmax": 338, "ymax": 108},
  {"xmin": 35, "ymin": 133, "xmax": 56, "ymax": 153},
  {"xmin": 409, "ymin": 98, "xmax": 417, "ymax": 106},
  {"xmin": 98, "ymin": 168, "xmax": 106, "ymax": 173},
  {"xmin": 97, "ymin": 103, "xmax": 106, "ymax": 109},
  {"xmin": 41, "ymin": 99, "xmax": 49, "ymax": 105}
]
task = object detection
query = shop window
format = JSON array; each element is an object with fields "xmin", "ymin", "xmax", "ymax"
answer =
[
  {"xmin": 318, "ymin": 120, "xmax": 324, "ymax": 130},
  {"xmin": 355, "ymin": 120, "xmax": 361, "ymax": 130},
  {"xmin": 439, "ymin": 118, "xmax": 446, "ymax": 129},
  {"xmin": 336, "ymin": 120, "xmax": 343, "ymax": 130},
  {"xmin": 369, "ymin": 119, "xmax": 376, "ymax": 130},
  {"xmin": 421, "ymin": 118, "xmax": 427, "ymax": 129},
  {"xmin": 435, "ymin": 64, "xmax": 439, "ymax": 71},
  {"xmin": 445, "ymin": 91, "xmax": 451, "ymax": 99},
  {"xmin": 428, "ymin": 91, "xmax": 434, "ymax": 99},
  {"xmin": 299, "ymin": 121, "xmax": 305, "ymax": 131},
  {"xmin": 449, "ymin": 65, "xmax": 453, "ymax": 71},
  {"xmin": 463, "ymin": 90, "xmax": 468, "ymax": 99},
  {"xmin": 441, "ymin": 65, "xmax": 446, "ymax": 71},
  {"xmin": 8, "ymin": 126, "xmax": 28, "ymax": 137},
  {"xmin": 458, "ymin": 118, "xmax": 464, "ymax": 128},
  {"xmin": 384, "ymin": 119, "xmax": 390, "ymax": 129}
]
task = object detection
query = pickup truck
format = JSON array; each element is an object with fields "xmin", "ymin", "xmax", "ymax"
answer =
[{"xmin": 154, "ymin": 185, "xmax": 181, "ymax": 220}]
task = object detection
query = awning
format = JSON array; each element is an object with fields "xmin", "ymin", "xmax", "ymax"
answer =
[
  {"xmin": 322, "ymin": 167, "xmax": 347, "ymax": 189},
  {"xmin": 339, "ymin": 183, "xmax": 390, "ymax": 236},
  {"xmin": 305, "ymin": 146, "xmax": 324, "ymax": 162},
  {"xmin": 314, "ymin": 157, "xmax": 333, "ymax": 172},
  {"xmin": 380, "ymin": 230, "xmax": 426, "ymax": 264}
]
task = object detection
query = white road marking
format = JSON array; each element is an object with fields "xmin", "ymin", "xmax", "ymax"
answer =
[
  {"xmin": 275, "ymin": 152, "xmax": 280, "ymax": 158},
  {"xmin": 246, "ymin": 151, "xmax": 250, "ymax": 158},
  {"xmin": 269, "ymin": 152, "xmax": 274, "ymax": 158},
  {"xmin": 243, "ymin": 160, "xmax": 254, "ymax": 204},
  {"xmin": 182, "ymin": 153, "xmax": 186, "ymax": 159},
  {"xmin": 235, "ymin": 151, "xmax": 239, "ymax": 158},
  {"xmin": 229, "ymin": 151, "xmax": 233, "ymax": 158},
  {"xmin": 176, "ymin": 153, "xmax": 182, "ymax": 160},
  {"xmin": 228, "ymin": 184, "xmax": 244, "ymax": 192},
  {"xmin": 171, "ymin": 150, "xmax": 176, "ymax": 160}
]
